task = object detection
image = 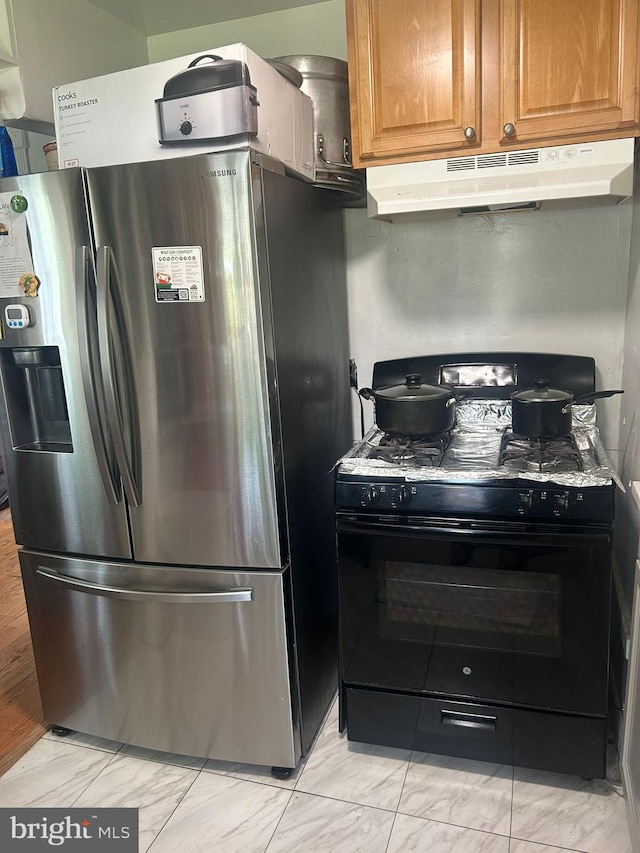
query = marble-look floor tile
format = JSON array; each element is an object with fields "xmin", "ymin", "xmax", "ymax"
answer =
[
  {"xmin": 203, "ymin": 757, "xmax": 302, "ymax": 789},
  {"xmin": 295, "ymin": 702, "xmax": 411, "ymax": 810},
  {"xmin": 148, "ymin": 771, "xmax": 291, "ymax": 853},
  {"xmin": 388, "ymin": 812, "xmax": 510, "ymax": 853},
  {"xmin": 118, "ymin": 743, "xmax": 207, "ymax": 770},
  {"xmin": 399, "ymin": 751, "xmax": 513, "ymax": 836},
  {"xmin": 42, "ymin": 728, "xmax": 123, "ymax": 753},
  {"xmin": 73, "ymin": 753, "xmax": 198, "ymax": 853},
  {"xmin": 511, "ymin": 767, "xmax": 631, "ymax": 853},
  {"xmin": 265, "ymin": 791, "xmax": 394, "ymax": 853},
  {"xmin": 0, "ymin": 738, "xmax": 113, "ymax": 806},
  {"xmin": 509, "ymin": 840, "xmax": 581, "ymax": 853}
]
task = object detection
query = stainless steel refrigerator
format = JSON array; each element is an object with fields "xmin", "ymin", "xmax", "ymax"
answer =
[{"xmin": 0, "ymin": 150, "xmax": 350, "ymax": 771}]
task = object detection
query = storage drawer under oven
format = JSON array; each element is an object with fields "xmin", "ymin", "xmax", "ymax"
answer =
[
  {"xmin": 345, "ymin": 687, "xmax": 607, "ymax": 777},
  {"xmin": 346, "ymin": 686, "xmax": 513, "ymax": 765}
]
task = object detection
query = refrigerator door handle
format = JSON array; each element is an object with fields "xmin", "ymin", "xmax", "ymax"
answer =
[
  {"xmin": 36, "ymin": 567, "xmax": 254, "ymax": 603},
  {"xmin": 75, "ymin": 246, "xmax": 121, "ymax": 505},
  {"xmin": 96, "ymin": 245, "xmax": 141, "ymax": 507}
]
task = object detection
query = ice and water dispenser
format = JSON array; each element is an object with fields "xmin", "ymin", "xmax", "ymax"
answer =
[{"xmin": 0, "ymin": 343, "xmax": 72, "ymax": 452}]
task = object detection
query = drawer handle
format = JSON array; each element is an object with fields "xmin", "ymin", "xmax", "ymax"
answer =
[
  {"xmin": 503, "ymin": 123, "xmax": 516, "ymax": 137},
  {"xmin": 36, "ymin": 567, "xmax": 254, "ymax": 604},
  {"xmin": 441, "ymin": 710, "xmax": 497, "ymax": 731}
]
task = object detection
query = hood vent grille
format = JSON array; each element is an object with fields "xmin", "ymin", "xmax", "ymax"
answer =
[
  {"xmin": 508, "ymin": 150, "xmax": 540, "ymax": 165},
  {"xmin": 477, "ymin": 154, "xmax": 507, "ymax": 169},
  {"xmin": 447, "ymin": 149, "xmax": 541, "ymax": 172},
  {"xmin": 447, "ymin": 157, "xmax": 475, "ymax": 172}
]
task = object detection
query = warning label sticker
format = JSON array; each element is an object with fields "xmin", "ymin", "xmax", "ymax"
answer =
[{"xmin": 152, "ymin": 246, "xmax": 205, "ymax": 303}]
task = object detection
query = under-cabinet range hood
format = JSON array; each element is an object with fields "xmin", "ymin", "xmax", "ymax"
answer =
[{"xmin": 366, "ymin": 137, "xmax": 636, "ymax": 220}]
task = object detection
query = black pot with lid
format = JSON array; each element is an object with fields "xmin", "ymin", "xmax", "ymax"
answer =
[
  {"xmin": 162, "ymin": 55, "xmax": 256, "ymax": 99},
  {"xmin": 510, "ymin": 379, "xmax": 624, "ymax": 437},
  {"xmin": 360, "ymin": 373, "xmax": 458, "ymax": 437}
]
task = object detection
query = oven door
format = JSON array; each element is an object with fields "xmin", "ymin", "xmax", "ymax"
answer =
[{"xmin": 337, "ymin": 514, "xmax": 612, "ymax": 715}]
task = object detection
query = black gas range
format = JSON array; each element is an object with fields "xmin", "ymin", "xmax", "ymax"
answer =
[{"xmin": 336, "ymin": 353, "xmax": 618, "ymax": 778}]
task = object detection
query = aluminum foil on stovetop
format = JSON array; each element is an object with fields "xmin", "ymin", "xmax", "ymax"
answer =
[{"xmin": 338, "ymin": 400, "xmax": 620, "ymax": 489}]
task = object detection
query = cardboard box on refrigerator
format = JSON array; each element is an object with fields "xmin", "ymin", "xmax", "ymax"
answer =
[{"xmin": 53, "ymin": 44, "xmax": 315, "ymax": 181}]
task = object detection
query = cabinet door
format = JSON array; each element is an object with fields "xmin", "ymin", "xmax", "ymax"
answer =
[
  {"xmin": 500, "ymin": 0, "xmax": 640, "ymax": 146},
  {"xmin": 347, "ymin": 0, "xmax": 481, "ymax": 167}
]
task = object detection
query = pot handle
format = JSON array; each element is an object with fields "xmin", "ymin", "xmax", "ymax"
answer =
[
  {"xmin": 359, "ymin": 387, "xmax": 374, "ymax": 401},
  {"xmin": 440, "ymin": 382, "xmax": 472, "ymax": 403},
  {"xmin": 188, "ymin": 54, "xmax": 225, "ymax": 67},
  {"xmin": 562, "ymin": 389, "xmax": 624, "ymax": 413}
]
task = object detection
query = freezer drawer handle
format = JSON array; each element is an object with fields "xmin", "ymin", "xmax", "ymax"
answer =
[
  {"xmin": 441, "ymin": 710, "xmax": 497, "ymax": 732},
  {"xmin": 36, "ymin": 567, "xmax": 254, "ymax": 603}
]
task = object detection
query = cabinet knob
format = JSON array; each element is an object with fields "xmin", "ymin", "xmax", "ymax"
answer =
[
  {"xmin": 464, "ymin": 126, "xmax": 476, "ymax": 140},
  {"xmin": 503, "ymin": 123, "xmax": 516, "ymax": 137}
]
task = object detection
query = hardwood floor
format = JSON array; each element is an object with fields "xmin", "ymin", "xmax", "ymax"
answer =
[{"xmin": 0, "ymin": 508, "xmax": 45, "ymax": 776}]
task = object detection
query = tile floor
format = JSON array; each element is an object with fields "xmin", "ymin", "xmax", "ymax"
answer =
[{"xmin": 0, "ymin": 697, "xmax": 631, "ymax": 853}]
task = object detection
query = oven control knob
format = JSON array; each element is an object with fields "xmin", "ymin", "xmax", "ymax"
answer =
[
  {"xmin": 180, "ymin": 120, "xmax": 193, "ymax": 136},
  {"xmin": 365, "ymin": 485, "xmax": 381, "ymax": 506},
  {"xmin": 518, "ymin": 490, "xmax": 533, "ymax": 514},
  {"xmin": 398, "ymin": 485, "xmax": 414, "ymax": 506}
]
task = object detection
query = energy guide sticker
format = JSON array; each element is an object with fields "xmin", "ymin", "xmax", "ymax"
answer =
[{"xmin": 152, "ymin": 246, "xmax": 205, "ymax": 302}]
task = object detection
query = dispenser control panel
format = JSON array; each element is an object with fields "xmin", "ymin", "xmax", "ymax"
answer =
[{"xmin": 5, "ymin": 304, "xmax": 30, "ymax": 329}]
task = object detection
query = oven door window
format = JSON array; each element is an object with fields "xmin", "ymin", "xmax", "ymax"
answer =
[{"xmin": 338, "ymin": 519, "xmax": 611, "ymax": 715}]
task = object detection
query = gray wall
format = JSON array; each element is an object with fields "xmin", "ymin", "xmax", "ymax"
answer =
[
  {"xmin": 345, "ymin": 202, "xmax": 632, "ymax": 456},
  {"xmin": 147, "ymin": 0, "xmax": 346, "ymax": 61}
]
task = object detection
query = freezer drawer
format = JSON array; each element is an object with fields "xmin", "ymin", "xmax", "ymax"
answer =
[{"xmin": 21, "ymin": 550, "xmax": 301, "ymax": 768}]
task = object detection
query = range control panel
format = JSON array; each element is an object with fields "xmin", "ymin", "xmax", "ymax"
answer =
[
  {"xmin": 358, "ymin": 483, "xmax": 418, "ymax": 509},
  {"xmin": 517, "ymin": 488, "xmax": 577, "ymax": 517},
  {"xmin": 335, "ymin": 480, "xmax": 615, "ymax": 524}
]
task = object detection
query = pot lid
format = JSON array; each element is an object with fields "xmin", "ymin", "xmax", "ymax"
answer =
[
  {"xmin": 266, "ymin": 59, "xmax": 303, "ymax": 88},
  {"xmin": 511, "ymin": 379, "xmax": 573, "ymax": 403},
  {"xmin": 376, "ymin": 374, "xmax": 454, "ymax": 402},
  {"xmin": 273, "ymin": 55, "xmax": 349, "ymax": 82},
  {"xmin": 163, "ymin": 55, "xmax": 253, "ymax": 99}
]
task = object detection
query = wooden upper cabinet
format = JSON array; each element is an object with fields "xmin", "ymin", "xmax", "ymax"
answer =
[
  {"xmin": 500, "ymin": 0, "xmax": 640, "ymax": 146},
  {"xmin": 346, "ymin": 0, "xmax": 640, "ymax": 166},
  {"xmin": 346, "ymin": 0, "xmax": 482, "ymax": 166}
]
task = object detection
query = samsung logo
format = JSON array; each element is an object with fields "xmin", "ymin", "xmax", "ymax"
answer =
[
  {"xmin": 57, "ymin": 92, "xmax": 77, "ymax": 101},
  {"xmin": 202, "ymin": 169, "xmax": 237, "ymax": 178}
]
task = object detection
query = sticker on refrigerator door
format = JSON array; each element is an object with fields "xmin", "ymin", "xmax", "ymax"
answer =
[
  {"xmin": 0, "ymin": 191, "xmax": 37, "ymax": 298},
  {"xmin": 152, "ymin": 246, "xmax": 205, "ymax": 302}
]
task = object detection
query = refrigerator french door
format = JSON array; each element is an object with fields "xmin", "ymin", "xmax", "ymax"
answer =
[{"xmin": 0, "ymin": 151, "xmax": 348, "ymax": 767}]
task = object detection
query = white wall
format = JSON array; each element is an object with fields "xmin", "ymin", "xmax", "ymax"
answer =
[
  {"xmin": 617, "ymin": 160, "xmax": 640, "ymax": 604},
  {"xmin": 148, "ymin": 0, "xmax": 346, "ymax": 62}
]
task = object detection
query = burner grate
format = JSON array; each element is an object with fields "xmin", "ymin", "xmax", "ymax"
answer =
[
  {"xmin": 499, "ymin": 431, "xmax": 583, "ymax": 473},
  {"xmin": 368, "ymin": 433, "xmax": 451, "ymax": 467}
]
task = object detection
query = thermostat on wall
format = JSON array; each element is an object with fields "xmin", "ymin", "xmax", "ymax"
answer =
[{"xmin": 5, "ymin": 304, "xmax": 30, "ymax": 329}]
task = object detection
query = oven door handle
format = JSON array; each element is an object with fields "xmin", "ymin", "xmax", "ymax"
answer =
[
  {"xmin": 336, "ymin": 518, "xmax": 516, "ymax": 538},
  {"xmin": 336, "ymin": 516, "xmax": 610, "ymax": 543}
]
